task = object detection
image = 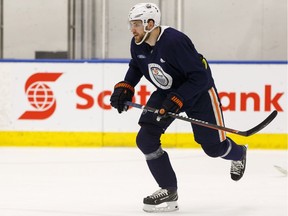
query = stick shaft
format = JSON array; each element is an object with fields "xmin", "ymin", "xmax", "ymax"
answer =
[{"xmin": 124, "ymin": 101, "xmax": 277, "ymax": 137}]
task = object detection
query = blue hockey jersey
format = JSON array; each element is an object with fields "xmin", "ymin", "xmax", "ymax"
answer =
[{"xmin": 124, "ymin": 26, "xmax": 215, "ymax": 103}]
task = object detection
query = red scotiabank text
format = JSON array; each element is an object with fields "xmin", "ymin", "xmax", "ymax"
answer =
[{"xmin": 76, "ymin": 84, "xmax": 284, "ymax": 112}]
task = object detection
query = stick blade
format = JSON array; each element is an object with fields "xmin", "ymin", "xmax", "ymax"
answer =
[{"xmin": 243, "ymin": 110, "xmax": 278, "ymax": 136}]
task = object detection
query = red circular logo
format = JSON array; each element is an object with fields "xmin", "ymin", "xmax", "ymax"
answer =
[{"xmin": 27, "ymin": 82, "xmax": 55, "ymax": 111}]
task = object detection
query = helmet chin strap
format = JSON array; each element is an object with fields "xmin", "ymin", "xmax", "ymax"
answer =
[{"xmin": 135, "ymin": 25, "xmax": 157, "ymax": 45}]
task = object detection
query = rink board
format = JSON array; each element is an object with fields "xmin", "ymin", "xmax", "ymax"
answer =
[{"xmin": 0, "ymin": 61, "xmax": 286, "ymax": 148}]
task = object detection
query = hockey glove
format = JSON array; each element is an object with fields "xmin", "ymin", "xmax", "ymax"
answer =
[
  {"xmin": 157, "ymin": 92, "xmax": 184, "ymax": 121},
  {"xmin": 110, "ymin": 81, "xmax": 134, "ymax": 113}
]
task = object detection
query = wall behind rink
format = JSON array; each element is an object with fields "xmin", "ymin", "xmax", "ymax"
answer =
[
  {"xmin": 0, "ymin": 61, "xmax": 286, "ymax": 149},
  {"xmin": 2, "ymin": 0, "xmax": 287, "ymax": 60}
]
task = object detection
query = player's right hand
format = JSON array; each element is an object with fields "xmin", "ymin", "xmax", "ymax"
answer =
[
  {"xmin": 157, "ymin": 92, "xmax": 183, "ymax": 121},
  {"xmin": 110, "ymin": 81, "xmax": 134, "ymax": 113}
]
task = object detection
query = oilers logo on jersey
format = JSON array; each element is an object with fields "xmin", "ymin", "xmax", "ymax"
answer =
[{"xmin": 148, "ymin": 63, "xmax": 173, "ymax": 90}]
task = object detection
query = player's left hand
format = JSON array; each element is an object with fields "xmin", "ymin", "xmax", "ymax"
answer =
[{"xmin": 157, "ymin": 92, "xmax": 184, "ymax": 121}]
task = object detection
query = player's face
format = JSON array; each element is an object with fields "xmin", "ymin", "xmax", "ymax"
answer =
[{"xmin": 129, "ymin": 20, "xmax": 145, "ymax": 43}]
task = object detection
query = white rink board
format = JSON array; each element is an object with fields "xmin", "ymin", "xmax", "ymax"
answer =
[{"xmin": 0, "ymin": 62, "xmax": 286, "ymax": 133}]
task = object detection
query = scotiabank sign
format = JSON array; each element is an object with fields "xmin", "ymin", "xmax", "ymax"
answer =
[
  {"xmin": 75, "ymin": 83, "xmax": 284, "ymax": 112},
  {"xmin": 1, "ymin": 62, "xmax": 286, "ymax": 133}
]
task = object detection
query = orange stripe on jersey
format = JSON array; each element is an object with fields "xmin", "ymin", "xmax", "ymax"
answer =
[{"xmin": 208, "ymin": 87, "xmax": 226, "ymax": 142}]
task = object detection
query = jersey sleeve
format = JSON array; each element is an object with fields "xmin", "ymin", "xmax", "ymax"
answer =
[
  {"xmin": 124, "ymin": 58, "xmax": 143, "ymax": 87},
  {"xmin": 124, "ymin": 41, "xmax": 143, "ymax": 87}
]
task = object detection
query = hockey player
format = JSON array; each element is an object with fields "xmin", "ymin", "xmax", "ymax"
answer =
[{"xmin": 110, "ymin": 3, "xmax": 247, "ymax": 213}]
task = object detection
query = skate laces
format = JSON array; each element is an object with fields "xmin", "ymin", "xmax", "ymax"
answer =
[
  {"xmin": 231, "ymin": 146, "xmax": 247, "ymax": 175},
  {"xmin": 149, "ymin": 189, "xmax": 169, "ymax": 200},
  {"xmin": 231, "ymin": 160, "xmax": 244, "ymax": 174}
]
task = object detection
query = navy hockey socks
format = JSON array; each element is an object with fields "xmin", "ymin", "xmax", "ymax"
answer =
[{"xmin": 146, "ymin": 151, "xmax": 177, "ymax": 189}]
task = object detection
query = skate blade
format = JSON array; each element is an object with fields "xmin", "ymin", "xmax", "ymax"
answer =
[{"xmin": 143, "ymin": 201, "xmax": 179, "ymax": 213}]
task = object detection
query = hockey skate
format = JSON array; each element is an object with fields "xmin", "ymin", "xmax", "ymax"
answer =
[
  {"xmin": 230, "ymin": 145, "xmax": 248, "ymax": 181},
  {"xmin": 143, "ymin": 188, "xmax": 179, "ymax": 213}
]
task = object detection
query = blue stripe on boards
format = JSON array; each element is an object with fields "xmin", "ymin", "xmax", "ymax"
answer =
[{"xmin": 0, "ymin": 59, "xmax": 287, "ymax": 64}]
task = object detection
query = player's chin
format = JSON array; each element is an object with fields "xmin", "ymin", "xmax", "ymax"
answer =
[{"xmin": 134, "ymin": 36, "xmax": 142, "ymax": 43}]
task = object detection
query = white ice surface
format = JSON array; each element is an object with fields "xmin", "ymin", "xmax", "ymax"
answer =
[{"xmin": 0, "ymin": 147, "xmax": 287, "ymax": 216}]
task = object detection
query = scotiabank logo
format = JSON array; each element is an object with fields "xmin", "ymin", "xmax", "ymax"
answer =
[{"xmin": 19, "ymin": 72, "xmax": 63, "ymax": 120}]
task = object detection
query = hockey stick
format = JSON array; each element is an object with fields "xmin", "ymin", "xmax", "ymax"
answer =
[{"xmin": 124, "ymin": 101, "xmax": 278, "ymax": 137}]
